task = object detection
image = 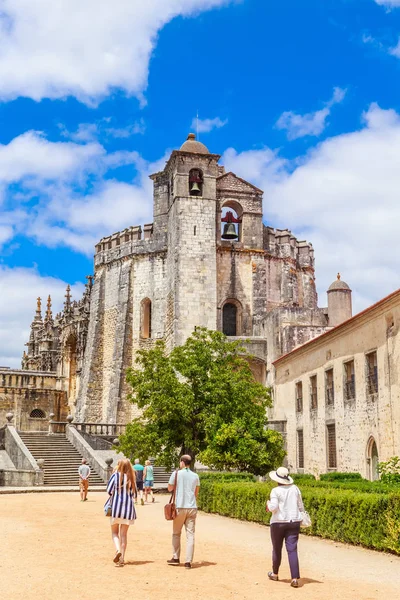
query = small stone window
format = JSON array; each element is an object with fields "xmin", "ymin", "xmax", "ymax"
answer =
[
  {"xmin": 295, "ymin": 382, "xmax": 303, "ymax": 413},
  {"xmin": 366, "ymin": 351, "xmax": 378, "ymax": 395},
  {"xmin": 327, "ymin": 423, "xmax": 337, "ymax": 469},
  {"xmin": 344, "ymin": 360, "xmax": 355, "ymax": 400},
  {"xmin": 297, "ymin": 429, "xmax": 304, "ymax": 469},
  {"xmin": 30, "ymin": 408, "xmax": 46, "ymax": 419},
  {"xmin": 189, "ymin": 169, "xmax": 203, "ymax": 196},
  {"xmin": 325, "ymin": 368, "xmax": 334, "ymax": 406},
  {"xmin": 310, "ymin": 375, "xmax": 318, "ymax": 410},
  {"xmin": 141, "ymin": 298, "xmax": 152, "ymax": 339}
]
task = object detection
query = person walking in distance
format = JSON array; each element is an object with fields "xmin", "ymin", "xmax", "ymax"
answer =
[
  {"xmin": 143, "ymin": 459, "xmax": 155, "ymax": 503},
  {"xmin": 106, "ymin": 459, "xmax": 137, "ymax": 567},
  {"xmin": 133, "ymin": 458, "xmax": 145, "ymax": 505},
  {"xmin": 266, "ymin": 467, "xmax": 304, "ymax": 588},
  {"xmin": 167, "ymin": 454, "xmax": 200, "ymax": 569},
  {"xmin": 78, "ymin": 458, "xmax": 91, "ymax": 501}
]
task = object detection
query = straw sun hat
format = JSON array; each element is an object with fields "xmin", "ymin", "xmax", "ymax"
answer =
[{"xmin": 269, "ymin": 466, "xmax": 294, "ymax": 485}]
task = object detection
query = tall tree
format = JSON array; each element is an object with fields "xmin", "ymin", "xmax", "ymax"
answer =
[{"xmin": 118, "ymin": 328, "xmax": 285, "ymax": 474}]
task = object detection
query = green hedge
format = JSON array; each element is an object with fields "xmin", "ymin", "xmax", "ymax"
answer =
[
  {"xmin": 296, "ymin": 478, "xmax": 400, "ymax": 494},
  {"xmin": 292, "ymin": 473, "xmax": 316, "ymax": 483},
  {"xmin": 319, "ymin": 472, "xmax": 363, "ymax": 482},
  {"xmin": 198, "ymin": 480, "xmax": 400, "ymax": 554},
  {"xmin": 199, "ymin": 471, "xmax": 255, "ymax": 483}
]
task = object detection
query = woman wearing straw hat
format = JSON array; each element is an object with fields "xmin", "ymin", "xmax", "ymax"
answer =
[{"xmin": 266, "ymin": 467, "xmax": 304, "ymax": 588}]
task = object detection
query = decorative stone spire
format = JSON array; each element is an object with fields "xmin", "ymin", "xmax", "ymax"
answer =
[
  {"xmin": 64, "ymin": 284, "xmax": 72, "ymax": 313},
  {"xmin": 33, "ymin": 297, "xmax": 43, "ymax": 324},
  {"xmin": 337, "ymin": 273, "xmax": 341, "ymax": 280},
  {"xmin": 45, "ymin": 295, "xmax": 53, "ymax": 323}
]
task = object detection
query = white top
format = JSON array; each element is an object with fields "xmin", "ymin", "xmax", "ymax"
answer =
[
  {"xmin": 168, "ymin": 468, "xmax": 200, "ymax": 509},
  {"xmin": 78, "ymin": 464, "xmax": 91, "ymax": 479},
  {"xmin": 267, "ymin": 484, "xmax": 304, "ymax": 523}
]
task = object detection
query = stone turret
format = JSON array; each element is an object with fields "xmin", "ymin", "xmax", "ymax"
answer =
[{"xmin": 327, "ymin": 273, "xmax": 352, "ymax": 327}]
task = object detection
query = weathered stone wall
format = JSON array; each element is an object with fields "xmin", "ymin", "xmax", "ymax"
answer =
[
  {"xmin": 273, "ymin": 291, "xmax": 400, "ymax": 478},
  {"xmin": 0, "ymin": 369, "xmax": 67, "ymax": 430}
]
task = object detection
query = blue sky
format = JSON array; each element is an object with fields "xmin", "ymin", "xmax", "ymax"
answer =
[{"xmin": 1, "ymin": 0, "xmax": 400, "ymax": 365}]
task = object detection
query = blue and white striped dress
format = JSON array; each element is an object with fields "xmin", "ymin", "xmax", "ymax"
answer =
[{"xmin": 106, "ymin": 472, "xmax": 136, "ymax": 525}]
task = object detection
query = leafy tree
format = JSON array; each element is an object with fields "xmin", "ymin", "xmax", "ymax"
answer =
[{"xmin": 118, "ymin": 328, "xmax": 285, "ymax": 475}]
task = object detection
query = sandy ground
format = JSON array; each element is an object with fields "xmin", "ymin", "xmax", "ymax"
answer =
[{"xmin": 1, "ymin": 492, "xmax": 399, "ymax": 600}]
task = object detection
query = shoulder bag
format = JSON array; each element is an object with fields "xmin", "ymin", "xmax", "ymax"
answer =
[{"xmin": 164, "ymin": 470, "xmax": 178, "ymax": 521}]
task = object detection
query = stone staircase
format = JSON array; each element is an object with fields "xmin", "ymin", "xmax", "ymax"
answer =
[{"xmin": 18, "ymin": 433, "xmax": 105, "ymax": 486}]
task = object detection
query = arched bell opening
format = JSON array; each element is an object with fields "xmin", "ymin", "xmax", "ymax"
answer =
[
  {"xmin": 189, "ymin": 169, "xmax": 203, "ymax": 196},
  {"xmin": 366, "ymin": 436, "xmax": 379, "ymax": 481},
  {"xmin": 141, "ymin": 298, "xmax": 152, "ymax": 339},
  {"xmin": 221, "ymin": 201, "xmax": 243, "ymax": 242},
  {"xmin": 222, "ymin": 299, "xmax": 242, "ymax": 336}
]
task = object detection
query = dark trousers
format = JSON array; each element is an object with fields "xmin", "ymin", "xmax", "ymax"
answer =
[{"xmin": 270, "ymin": 521, "xmax": 301, "ymax": 579}]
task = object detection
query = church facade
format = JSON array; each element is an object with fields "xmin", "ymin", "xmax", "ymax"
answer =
[{"xmin": 1, "ymin": 134, "xmax": 345, "ymax": 432}]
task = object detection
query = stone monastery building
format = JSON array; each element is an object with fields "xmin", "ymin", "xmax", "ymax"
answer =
[{"xmin": 1, "ymin": 134, "xmax": 360, "ymax": 470}]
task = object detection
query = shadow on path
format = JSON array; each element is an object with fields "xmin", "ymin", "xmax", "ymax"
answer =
[
  {"xmin": 124, "ymin": 560, "xmax": 154, "ymax": 566},
  {"xmin": 190, "ymin": 561, "xmax": 217, "ymax": 569},
  {"xmin": 279, "ymin": 577, "xmax": 323, "ymax": 587}
]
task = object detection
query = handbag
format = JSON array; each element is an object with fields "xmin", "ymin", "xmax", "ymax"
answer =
[
  {"xmin": 164, "ymin": 470, "xmax": 178, "ymax": 521},
  {"xmin": 300, "ymin": 510, "xmax": 312, "ymax": 528}
]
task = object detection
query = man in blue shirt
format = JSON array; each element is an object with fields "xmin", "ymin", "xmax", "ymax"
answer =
[
  {"xmin": 167, "ymin": 454, "xmax": 200, "ymax": 569},
  {"xmin": 133, "ymin": 458, "xmax": 145, "ymax": 505}
]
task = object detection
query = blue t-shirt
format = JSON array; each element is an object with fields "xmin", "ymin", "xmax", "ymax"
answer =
[
  {"xmin": 168, "ymin": 468, "xmax": 200, "ymax": 509},
  {"xmin": 133, "ymin": 463, "xmax": 144, "ymax": 483}
]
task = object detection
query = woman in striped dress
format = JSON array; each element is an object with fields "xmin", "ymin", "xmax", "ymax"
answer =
[{"xmin": 106, "ymin": 459, "xmax": 137, "ymax": 566}]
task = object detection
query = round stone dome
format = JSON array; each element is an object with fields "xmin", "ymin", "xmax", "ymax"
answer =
[
  {"xmin": 179, "ymin": 133, "xmax": 210, "ymax": 154},
  {"xmin": 328, "ymin": 273, "xmax": 351, "ymax": 291}
]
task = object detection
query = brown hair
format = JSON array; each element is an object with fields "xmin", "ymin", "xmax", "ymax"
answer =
[
  {"xmin": 115, "ymin": 458, "xmax": 136, "ymax": 492},
  {"xmin": 180, "ymin": 455, "xmax": 192, "ymax": 466}
]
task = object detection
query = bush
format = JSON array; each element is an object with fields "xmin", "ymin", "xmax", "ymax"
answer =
[
  {"xmin": 291, "ymin": 473, "xmax": 316, "ymax": 483},
  {"xmin": 198, "ymin": 480, "xmax": 400, "ymax": 554},
  {"xmin": 319, "ymin": 472, "xmax": 363, "ymax": 482},
  {"xmin": 296, "ymin": 478, "xmax": 400, "ymax": 494},
  {"xmin": 378, "ymin": 457, "xmax": 400, "ymax": 485},
  {"xmin": 199, "ymin": 471, "xmax": 255, "ymax": 483}
]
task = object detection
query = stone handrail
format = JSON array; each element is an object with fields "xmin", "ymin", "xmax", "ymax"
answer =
[
  {"xmin": 3, "ymin": 425, "xmax": 44, "ymax": 485},
  {"xmin": 74, "ymin": 422, "xmax": 127, "ymax": 437},
  {"xmin": 66, "ymin": 424, "xmax": 115, "ymax": 483}
]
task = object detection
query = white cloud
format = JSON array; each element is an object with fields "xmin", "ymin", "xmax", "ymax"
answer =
[
  {"xmin": 0, "ymin": 131, "xmax": 104, "ymax": 185},
  {"xmin": 190, "ymin": 116, "xmax": 228, "ymax": 134},
  {"xmin": 0, "ymin": 0, "xmax": 232, "ymax": 104},
  {"xmin": 375, "ymin": 0, "xmax": 400, "ymax": 7},
  {"xmin": 0, "ymin": 128, "xmax": 160, "ymax": 254},
  {"xmin": 276, "ymin": 87, "xmax": 347, "ymax": 140},
  {"xmin": 0, "ymin": 266, "xmax": 83, "ymax": 368},
  {"xmin": 223, "ymin": 103, "xmax": 400, "ymax": 314}
]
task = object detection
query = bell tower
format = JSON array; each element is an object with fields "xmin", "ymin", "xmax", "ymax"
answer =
[{"xmin": 158, "ymin": 133, "xmax": 221, "ymax": 348}]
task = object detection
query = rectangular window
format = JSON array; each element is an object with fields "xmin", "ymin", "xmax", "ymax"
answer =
[
  {"xmin": 366, "ymin": 351, "xmax": 378, "ymax": 395},
  {"xmin": 310, "ymin": 375, "xmax": 318, "ymax": 410},
  {"xmin": 297, "ymin": 430, "xmax": 304, "ymax": 469},
  {"xmin": 327, "ymin": 424, "xmax": 337, "ymax": 469},
  {"xmin": 344, "ymin": 360, "xmax": 355, "ymax": 400},
  {"xmin": 325, "ymin": 368, "xmax": 334, "ymax": 406},
  {"xmin": 295, "ymin": 382, "xmax": 303, "ymax": 413}
]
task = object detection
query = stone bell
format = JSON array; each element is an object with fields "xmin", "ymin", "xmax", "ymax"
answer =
[
  {"xmin": 190, "ymin": 181, "xmax": 201, "ymax": 195},
  {"xmin": 221, "ymin": 222, "xmax": 238, "ymax": 240}
]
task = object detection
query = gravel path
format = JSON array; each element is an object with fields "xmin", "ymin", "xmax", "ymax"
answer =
[{"xmin": 1, "ymin": 492, "xmax": 399, "ymax": 599}]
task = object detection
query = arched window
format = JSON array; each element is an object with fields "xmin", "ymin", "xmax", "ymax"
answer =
[
  {"xmin": 30, "ymin": 408, "xmax": 46, "ymax": 419},
  {"xmin": 223, "ymin": 303, "xmax": 238, "ymax": 336},
  {"xmin": 189, "ymin": 169, "xmax": 203, "ymax": 196},
  {"xmin": 141, "ymin": 298, "xmax": 152, "ymax": 339}
]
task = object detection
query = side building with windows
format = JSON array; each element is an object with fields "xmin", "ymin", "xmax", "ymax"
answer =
[{"xmin": 272, "ymin": 286, "xmax": 400, "ymax": 480}]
